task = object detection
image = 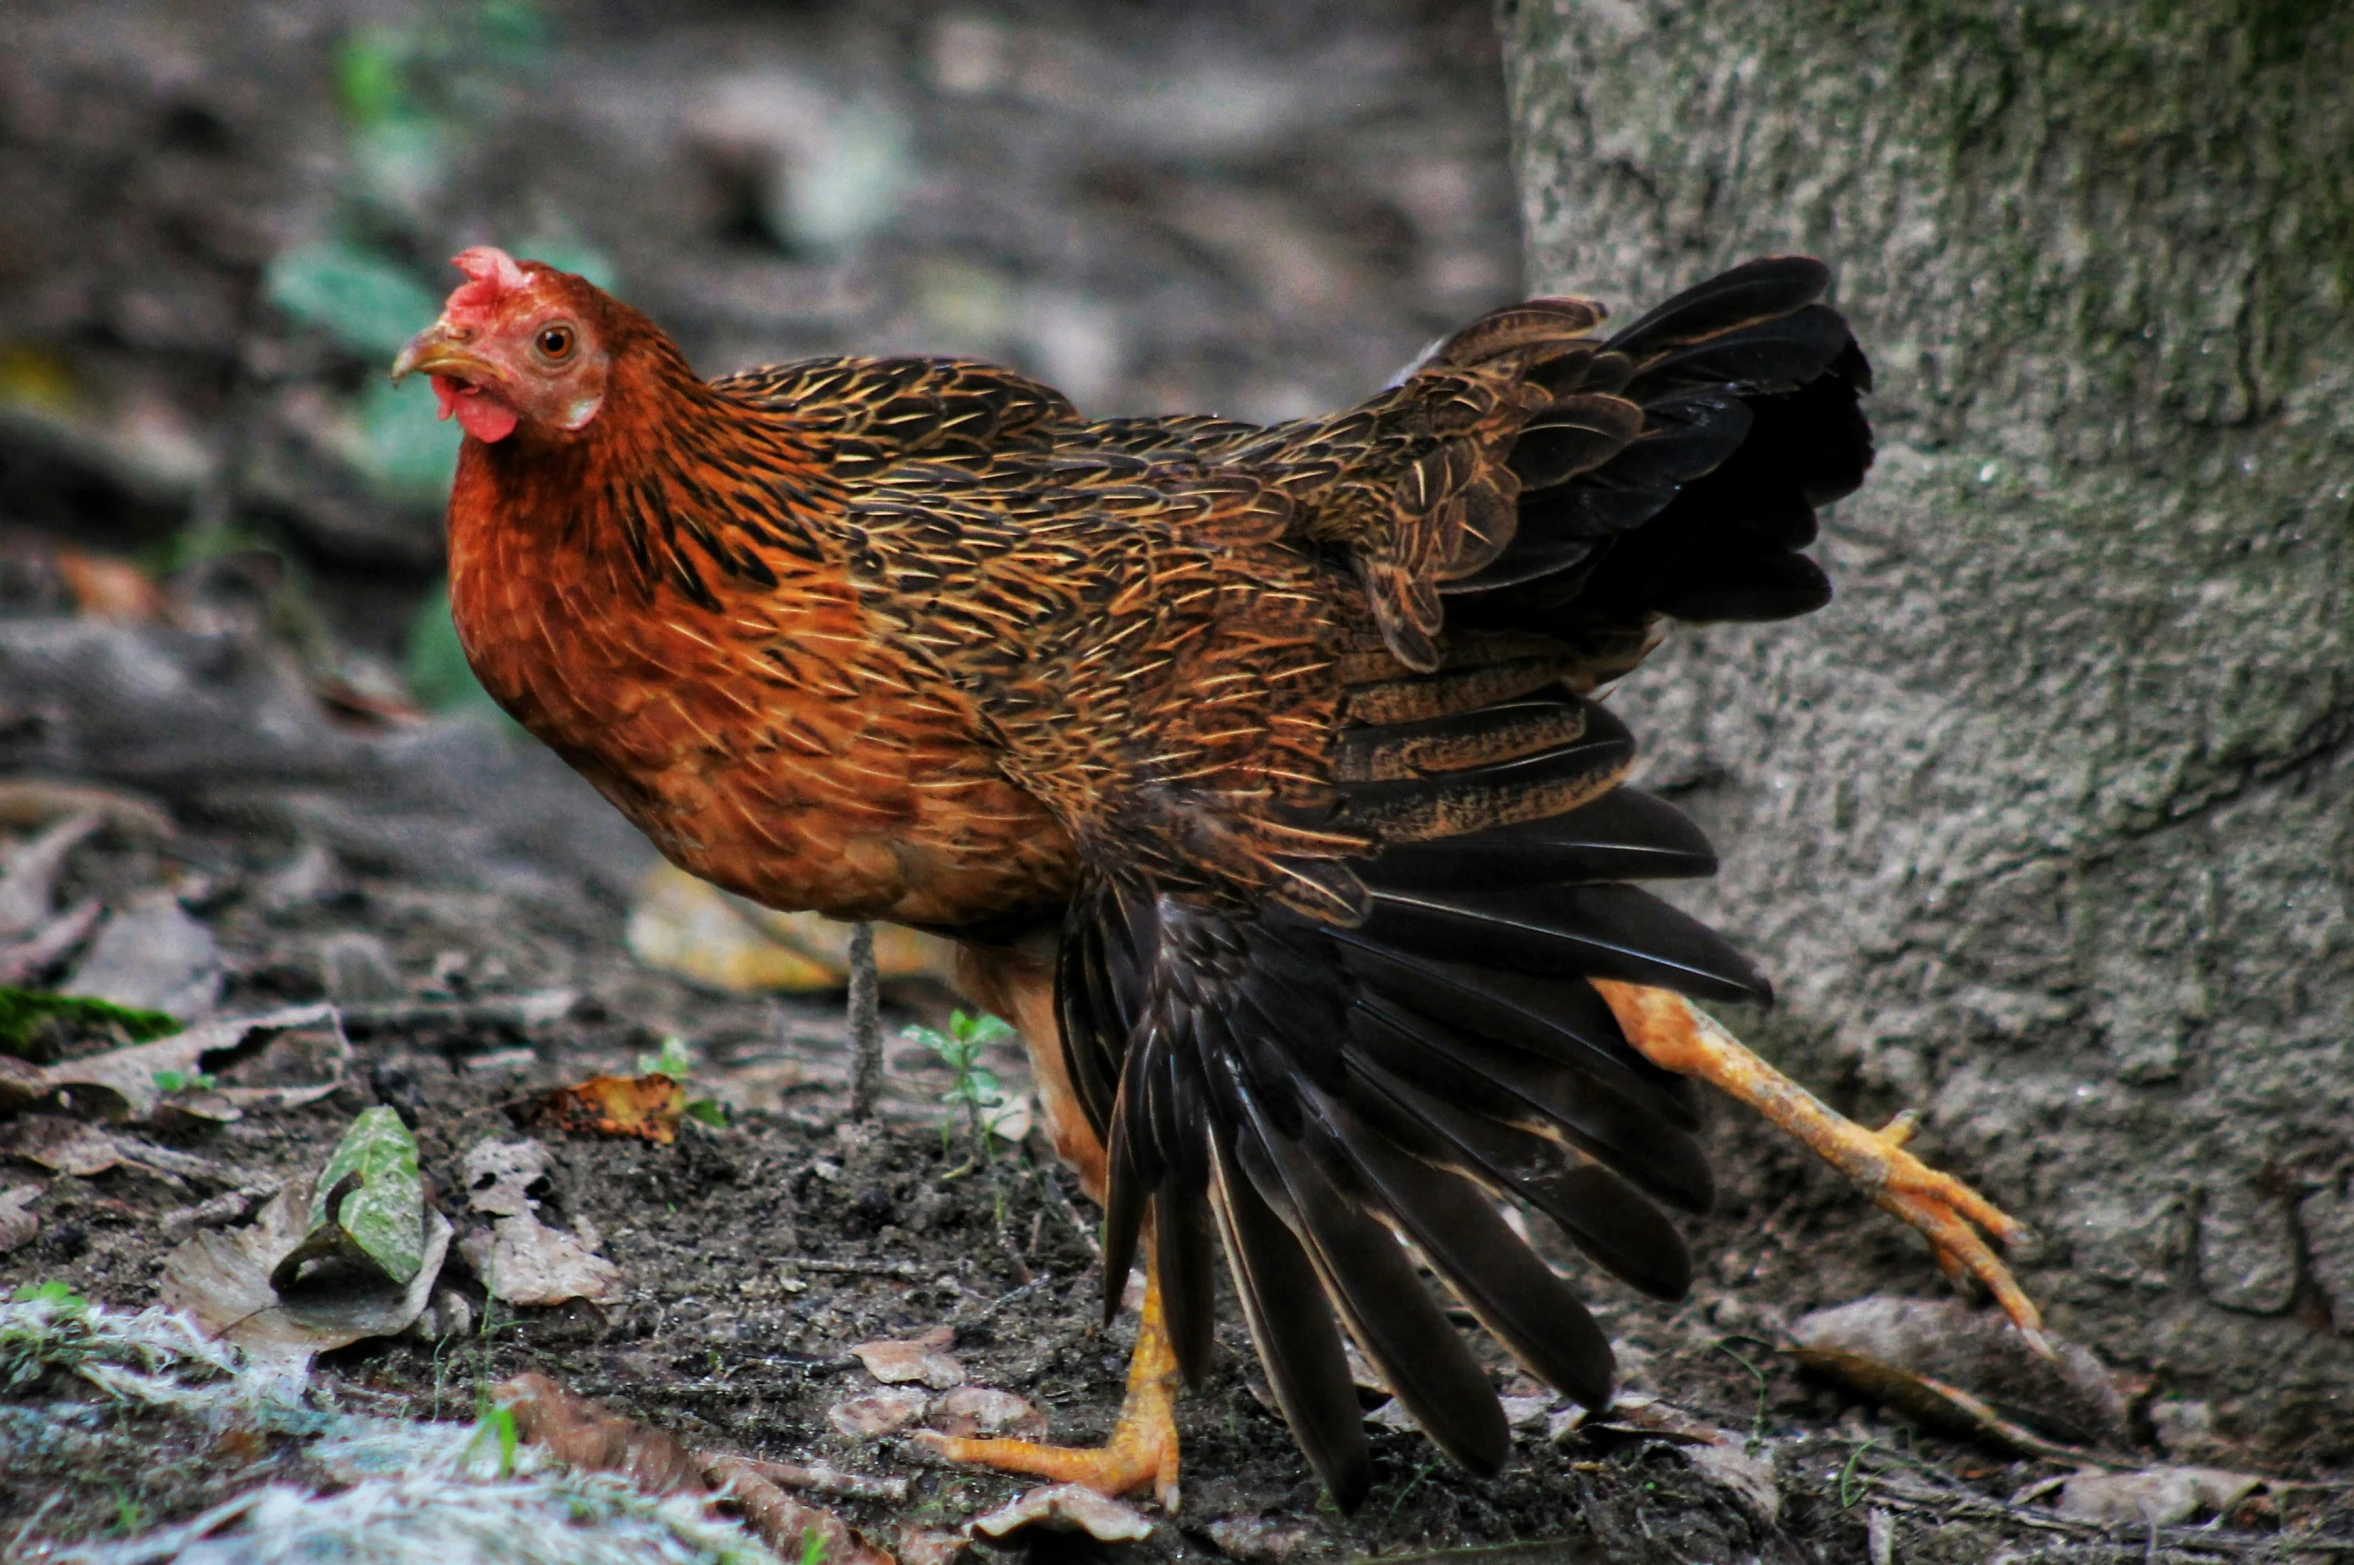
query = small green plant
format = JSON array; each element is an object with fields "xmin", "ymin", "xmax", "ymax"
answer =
[
  {"xmin": 150, "ymin": 1070, "xmax": 218, "ymax": 1093},
  {"xmin": 467, "ymin": 1390, "xmax": 520, "ymax": 1478},
  {"xmin": 108, "ymin": 1490, "xmax": 149, "ymax": 1537},
  {"xmin": 634, "ymin": 1035, "xmax": 726, "ymax": 1127},
  {"xmin": 10, "ymin": 1280, "xmax": 86, "ymax": 1310},
  {"xmin": 637, "ymin": 1035, "xmax": 693, "ymax": 1078},
  {"xmin": 902, "ymin": 1010, "xmax": 1017, "ymax": 1164},
  {"xmin": 904, "ymin": 1009, "xmax": 1017, "ymax": 1238},
  {"xmin": 798, "ymin": 1525, "xmax": 829, "ymax": 1565}
]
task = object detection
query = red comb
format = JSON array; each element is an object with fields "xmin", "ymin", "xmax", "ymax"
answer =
[{"xmin": 445, "ymin": 246, "xmax": 531, "ymax": 329}]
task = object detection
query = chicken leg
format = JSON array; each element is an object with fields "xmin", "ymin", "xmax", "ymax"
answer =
[
  {"xmin": 914, "ymin": 1249, "xmax": 1183, "ymax": 1511},
  {"xmin": 1590, "ymin": 978, "xmax": 2048, "ymax": 1353}
]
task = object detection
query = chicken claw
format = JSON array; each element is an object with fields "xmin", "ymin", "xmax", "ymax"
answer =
[
  {"xmin": 914, "ymin": 1254, "xmax": 1182, "ymax": 1511},
  {"xmin": 1590, "ymin": 979, "xmax": 2050, "ymax": 1357}
]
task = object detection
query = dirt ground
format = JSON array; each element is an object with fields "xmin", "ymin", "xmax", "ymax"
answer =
[
  {"xmin": 3, "ymin": 811, "xmax": 2349, "ymax": 1563},
  {"xmin": 1, "ymin": 0, "xmax": 2351, "ymax": 1560}
]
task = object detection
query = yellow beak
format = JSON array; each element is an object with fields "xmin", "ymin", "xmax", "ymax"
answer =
[{"xmin": 390, "ymin": 321, "xmax": 495, "ymax": 384}]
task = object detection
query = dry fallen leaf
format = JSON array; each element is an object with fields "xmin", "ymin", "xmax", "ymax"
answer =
[
  {"xmin": 628, "ymin": 863, "xmax": 957, "ymax": 994},
  {"xmin": 0, "ymin": 780, "xmax": 173, "ymax": 839},
  {"xmin": 158, "ymin": 1181, "xmax": 452, "ymax": 1372},
  {"xmin": 2054, "ymin": 1466, "xmax": 2266, "ymax": 1526},
  {"xmin": 0, "ymin": 1114, "xmax": 120, "ymax": 1176},
  {"xmin": 1791, "ymin": 1295, "xmax": 2127, "ymax": 1448},
  {"xmin": 0, "ymin": 811, "xmax": 100, "ymax": 939},
  {"xmin": 463, "ymin": 1211, "xmax": 623, "ymax": 1307},
  {"xmin": 701, "ymin": 1453, "xmax": 897, "ymax": 1565},
  {"xmin": 928, "ymin": 1385, "xmax": 1046, "ymax": 1441},
  {"xmin": 40, "ymin": 1003, "xmax": 340, "ymax": 1122},
  {"xmin": 464, "ymin": 1138, "xmax": 551, "ymax": 1217},
  {"xmin": 458, "ymin": 1137, "xmax": 621, "ymax": 1307},
  {"xmin": 0, "ymin": 1182, "xmax": 40, "ymax": 1254},
  {"xmin": 55, "ymin": 548, "xmax": 167, "ymax": 623},
  {"xmin": 971, "ymin": 1483, "xmax": 1156, "ymax": 1544},
  {"xmin": 1203, "ymin": 1516, "xmax": 1315, "ymax": 1563},
  {"xmin": 0, "ymin": 899, "xmax": 105, "ymax": 988},
  {"xmin": 1565, "ymin": 1395, "xmax": 1780, "ymax": 1522},
  {"xmin": 66, "ymin": 890, "xmax": 220, "ymax": 1017},
  {"xmin": 514, "ymin": 1073, "xmax": 686, "ymax": 1144},
  {"xmin": 496, "ymin": 1372, "xmax": 894, "ymax": 1565},
  {"xmin": 828, "ymin": 1385, "xmax": 931, "ymax": 1440},
  {"xmin": 498, "ymin": 1370, "xmax": 704, "ymax": 1494},
  {"xmin": 852, "ymin": 1328, "xmax": 965, "ymax": 1389},
  {"xmin": 895, "ymin": 1526, "xmax": 970, "ymax": 1565}
]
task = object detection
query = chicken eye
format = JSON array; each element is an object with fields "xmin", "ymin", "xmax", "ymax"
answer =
[{"xmin": 535, "ymin": 323, "xmax": 577, "ymax": 362}]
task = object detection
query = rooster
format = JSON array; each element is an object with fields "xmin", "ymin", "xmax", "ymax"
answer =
[{"xmin": 395, "ymin": 247, "xmax": 2040, "ymax": 1511}]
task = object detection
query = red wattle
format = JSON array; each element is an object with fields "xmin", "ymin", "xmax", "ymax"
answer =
[
  {"xmin": 429, "ymin": 374, "xmax": 520, "ymax": 443},
  {"xmin": 455, "ymin": 397, "xmax": 520, "ymax": 443}
]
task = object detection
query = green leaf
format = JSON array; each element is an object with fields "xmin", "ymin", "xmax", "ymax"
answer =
[
  {"xmin": 0, "ymin": 986, "xmax": 180, "ymax": 1058},
  {"xmin": 955, "ymin": 1011, "xmax": 1016, "ymax": 1048},
  {"xmin": 684, "ymin": 1098, "xmax": 728, "ymax": 1128},
  {"xmin": 275, "ymin": 1106, "xmax": 428, "ymax": 1289},
  {"xmin": 264, "ymin": 239, "xmax": 441, "ymax": 361},
  {"xmin": 10, "ymin": 1280, "xmax": 85, "ymax": 1310},
  {"xmin": 637, "ymin": 1035, "xmax": 693, "ymax": 1079}
]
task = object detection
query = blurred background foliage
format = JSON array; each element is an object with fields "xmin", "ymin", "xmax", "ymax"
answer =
[{"xmin": 0, "ymin": 0, "xmax": 1516, "ymax": 722}]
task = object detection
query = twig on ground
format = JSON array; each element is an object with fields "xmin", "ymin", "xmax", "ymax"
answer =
[
  {"xmin": 795, "ymin": 1258, "xmax": 924, "ymax": 1279},
  {"xmin": 698, "ymin": 1453, "xmax": 892, "ymax": 1565},
  {"xmin": 846, "ymin": 923, "xmax": 882, "ymax": 1121},
  {"xmin": 1030, "ymin": 1157, "xmax": 1102, "ymax": 1262},
  {"xmin": 733, "ymin": 1457, "xmax": 908, "ymax": 1503},
  {"xmin": 338, "ymin": 991, "xmax": 580, "ymax": 1031}
]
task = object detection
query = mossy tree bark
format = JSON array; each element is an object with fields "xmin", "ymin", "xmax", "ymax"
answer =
[{"xmin": 1498, "ymin": 0, "xmax": 2353, "ymax": 1458}]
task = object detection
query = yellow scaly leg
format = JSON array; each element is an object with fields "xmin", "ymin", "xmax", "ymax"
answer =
[
  {"xmin": 1591, "ymin": 978, "xmax": 2050, "ymax": 1355},
  {"xmin": 914, "ymin": 1249, "xmax": 1182, "ymax": 1511}
]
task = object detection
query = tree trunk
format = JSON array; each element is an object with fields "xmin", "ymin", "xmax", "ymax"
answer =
[{"xmin": 1498, "ymin": 0, "xmax": 2354, "ymax": 1461}]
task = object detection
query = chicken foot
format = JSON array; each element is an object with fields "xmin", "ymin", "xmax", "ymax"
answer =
[
  {"xmin": 914, "ymin": 1250, "xmax": 1182, "ymax": 1511},
  {"xmin": 1590, "ymin": 978, "xmax": 2049, "ymax": 1356}
]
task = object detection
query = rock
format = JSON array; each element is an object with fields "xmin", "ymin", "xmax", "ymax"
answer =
[
  {"xmin": 825, "ymin": 1385, "xmax": 929, "ymax": 1440},
  {"xmin": 1498, "ymin": 0, "xmax": 2354, "ymax": 1453},
  {"xmin": 927, "ymin": 1385, "xmax": 1045, "ymax": 1440},
  {"xmin": 2297, "ymin": 1182, "xmax": 2354, "ymax": 1335},
  {"xmin": 67, "ymin": 889, "xmax": 220, "ymax": 1017},
  {"xmin": 2197, "ymin": 1180, "xmax": 2300, "ymax": 1315},
  {"xmin": 970, "ymin": 1484, "xmax": 1155, "ymax": 1545}
]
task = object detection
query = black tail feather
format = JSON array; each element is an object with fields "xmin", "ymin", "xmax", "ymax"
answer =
[
  {"xmin": 1234, "ymin": 1085, "xmax": 1510, "ymax": 1476},
  {"xmin": 1210, "ymin": 1121, "xmax": 1373, "ymax": 1509},
  {"xmin": 1335, "ymin": 1104, "xmax": 1615, "ymax": 1409}
]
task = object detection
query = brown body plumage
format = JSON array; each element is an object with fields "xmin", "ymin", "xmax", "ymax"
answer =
[{"xmin": 405, "ymin": 249, "xmax": 1881, "ymax": 1507}]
